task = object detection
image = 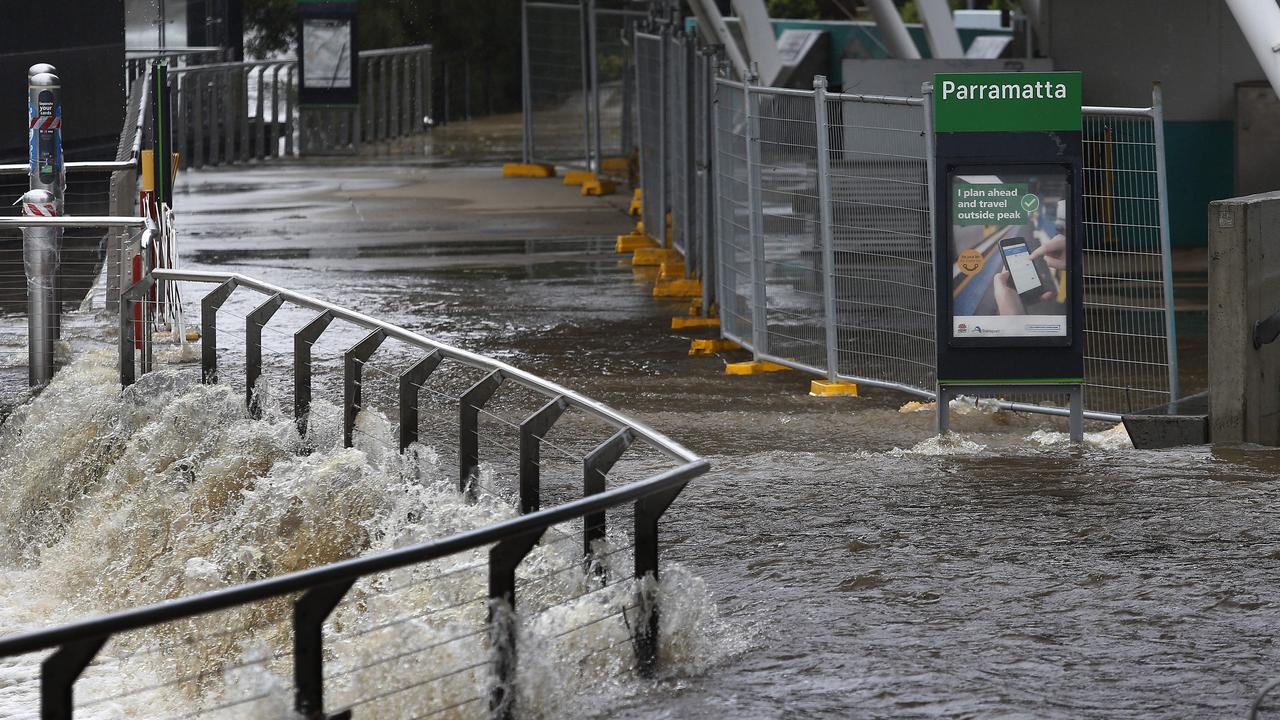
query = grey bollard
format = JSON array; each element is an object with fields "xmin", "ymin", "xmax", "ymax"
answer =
[{"xmin": 21, "ymin": 190, "xmax": 59, "ymax": 387}]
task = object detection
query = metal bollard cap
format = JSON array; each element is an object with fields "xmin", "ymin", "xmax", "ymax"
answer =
[
  {"xmin": 29, "ymin": 72, "xmax": 59, "ymax": 89},
  {"xmin": 27, "ymin": 63, "xmax": 56, "ymax": 78}
]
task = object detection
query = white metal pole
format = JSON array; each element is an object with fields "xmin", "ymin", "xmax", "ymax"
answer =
[
  {"xmin": 915, "ymin": 0, "xmax": 965, "ymax": 58},
  {"xmin": 865, "ymin": 0, "xmax": 922, "ymax": 60},
  {"xmin": 1223, "ymin": 0, "xmax": 1280, "ymax": 100}
]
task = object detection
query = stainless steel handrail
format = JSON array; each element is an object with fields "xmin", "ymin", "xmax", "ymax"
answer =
[
  {"xmin": 0, "ymin": 216, "xmax": 149, "ymax": 228},
  {"xmin": 153, "ymin": 268, "xmax": 702, "ymax": 464}
]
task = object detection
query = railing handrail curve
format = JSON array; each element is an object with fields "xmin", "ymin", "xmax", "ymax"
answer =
[
  {"xmin": 0, "ymin": 459, "xmax": 705, "ymax": 658},
  {"xmin": 152, "ymin": 268, "xmax": 702, "ymax": 464}
]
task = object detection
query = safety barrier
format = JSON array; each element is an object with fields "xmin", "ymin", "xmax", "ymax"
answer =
[
  {"xmin": 522, "ymin": 0, "xmax": 643, "ymax": 171},
  {"xmin": 600, "ymin": 7, "xmax": 1179, "ymax": 420},
  {"xmin": 704, "ymin": 73, "xmax": 1178, "ymax": 418},
  {"xmin": 171, "ymin": 44, "xmax": 432, "ymax": 168},
  {"xmin": 0, "ymin": 264, "xmax": 708, "ymax": 719}
]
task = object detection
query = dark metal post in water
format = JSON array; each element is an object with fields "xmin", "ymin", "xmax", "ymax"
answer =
[
  {"xmin": 518, "ymin": 395, "xmax": 569, "ymax": 514},
  {"xmin": 583, "ymin": 428, "xmax": 634, "ymax": 564},
  {"xmin": 25, "ymin": 66, "xmax": 64, "ymax": 387},
  {"xmin": 398, "ymin": 351, "xmax": 443, "ymax": 452},
  {"xmin": 488, "ymin": 528, "xmax": 545, "ymax": 720},
  {"xmin": 293, "ymin": 580, "xmax": 355, "ymax": 720},
  {"xmin": 633, "ymin": 481, "xmax": 688, "ymax": 676},
  {"xmin": 459, "ymin": 370, "xmax": 504, "ymax": 497},
  {"xmin": 342, "ymin": 330, "xmax": 386, "ymax": 448}
]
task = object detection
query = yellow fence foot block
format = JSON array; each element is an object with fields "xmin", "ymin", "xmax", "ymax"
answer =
[
  {"xmin": 581, "ymin": 178, "xmax": 617, "ymax": 196},
  {"xmin": 674, "ymin": 316, "xmax": 721, "ymax": 330},
  {"xmin": 653, "ymin": 278, "xmax": 702, "ymax": 298},
  {"xmin": 633, "ymin": 247, "xmax": 680, "ymax": 266},
  {"xmin": 629, "ymin": 198, "xmax": 643, "ymax": 216},
  {"xmin": 616, "ymin": 233, "xmax": 658, "ymax": 253},
  {"xmin": 726, "ymin": 360, "xmax": 791, "ymax": 375},
  {"xmin": 502, "ymin": 162, "xmax": 556, "ymax": 178},
  {"xmin": 658, "ymin": 261, "xmax": 686, "ymax": 278},
  {"xmin": 563, "ymin": 170, "xmax": 596, "ymax": 186},
  {"xmin": 810, "ymin": 380, "xmax": 859, "ymax": 397},
  {"xmin": 689, "ymin": 338, "xmax": 740, "ymax": 355}
]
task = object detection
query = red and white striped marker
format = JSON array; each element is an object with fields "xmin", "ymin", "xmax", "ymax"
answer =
[{"xmin": 28, "ymin": 115, "xmax": 60, "ymax": 131}]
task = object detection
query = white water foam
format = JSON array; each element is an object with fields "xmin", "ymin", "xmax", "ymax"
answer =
[{"xmin": 0, "ymin": 351, "xmax": 731, "ymax": 719}]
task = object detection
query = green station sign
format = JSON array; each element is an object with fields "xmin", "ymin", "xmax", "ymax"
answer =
[{"xmin": 933, "ymin": 72, "xmax": 1082, "ymax": 133}]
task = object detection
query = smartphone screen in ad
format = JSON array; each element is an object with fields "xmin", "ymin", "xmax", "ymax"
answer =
[
  {"xmin": 1000, "ymin": 240, "xmax": 1042, "ymax": 295},
  {"xmin": 948, "ymin": 166, "xmax": 1071, "ymax": 347}
]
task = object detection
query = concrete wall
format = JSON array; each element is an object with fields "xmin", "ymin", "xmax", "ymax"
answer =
[
  {"xmin": 1208, "ymin": 191, "xmax": 1280, "ymax": 445},
  {"xmin": 1045, "ymin": 0, "xmax": 1259, "ymax": 120},
  {"xmin": 1045, "ymin": 0, "xmax": 1268, "ymax": 248},
  {"xmin": 0, "ymin": 1, "xmax": 126, "ymax": 162}
]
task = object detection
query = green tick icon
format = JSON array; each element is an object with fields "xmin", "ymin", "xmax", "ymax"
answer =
[{"xmin": 1021, "ymin": 193, "xmax": 1040, "ymax": 213}]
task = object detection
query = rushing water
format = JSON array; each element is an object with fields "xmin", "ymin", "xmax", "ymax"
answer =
[
  {"xmin": 2, "ymin": 159, "xmax": 1279, "ymax": 719},
  {"xmin": 0, "ymin": 346, "xmax": 730, "ymax": 719}
]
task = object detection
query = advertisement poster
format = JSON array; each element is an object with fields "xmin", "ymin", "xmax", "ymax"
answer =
[
  {"xmin": 948, "ymin": 167, "xmax": 1071, "ymax": 346},
  {"xmin": 302, "ymin": 18, "xmax": 354, "ymax": 90}
]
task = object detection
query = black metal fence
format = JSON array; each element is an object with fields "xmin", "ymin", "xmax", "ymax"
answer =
[{"xmin": 0, "ymin": 266, "xmax": 709, "ymax": 719}]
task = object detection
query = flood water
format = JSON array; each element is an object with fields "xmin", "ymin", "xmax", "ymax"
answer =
[{"xmin": 1, "ymin": 142, "xmax": 1278, "ymax": 719}]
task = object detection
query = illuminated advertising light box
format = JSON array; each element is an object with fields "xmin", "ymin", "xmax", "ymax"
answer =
[{"xmin": 932, "ymin": 71, "xmax": 1084, "ymax": 386}]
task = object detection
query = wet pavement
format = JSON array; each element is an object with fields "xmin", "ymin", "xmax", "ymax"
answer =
[{"xmin": 159, "ymin": 149, "xmax": 1280, "ymax": 720}]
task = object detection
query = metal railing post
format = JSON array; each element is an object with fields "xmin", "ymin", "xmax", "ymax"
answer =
[
  {"xmin": 284, "ymin": 66, "xmax": 296, "ymax": 157},
  {"xmin": 255, "ymin": 66, "xmax": 266, "ymax": 159},
  {"xmin": 343, "ymin": 330, "xmax": 386, "ymax": 448},
  {"xmin": 518, "ymin": 396, "xmax": 569, "ymax": 514},
  {"xmin": 488, "ymin": 528, "xmax": 545, "ymax": 720},
  {"xmin": 813, "ymin": 76, "xmax": 839, "ymax": 381},
  {"xmin": 245, "ymin": 293, "xmax": 284, "ymax": 417},
  {"xmin": 1152, "ymin": 82, "xmax": 1180, "ymax": 402},
  {"xmin": 191, "ymin": 70, "xmax": 205, "ymax": 168},
  {"xmin": 459, "ymin": 370, "xmax": 504, "ymax": 496},
  {"xmin": 743, "ymin": 71, "xmax": 768, "ymax": 356},
  {"xmin": 583, "ymin": 428, "xmax": 634, "ymax": 566},
  {"xmin": 633, "ymin": 480, "xmax": 688, "ymax": 676},
  {"xmin": 119, "ymin": 274, "xmax": 152, "ymax": 388},
  {"xmin": 292, "ymin": 580, "xmax": 354, "ymax": 719},
  {"xmin": 294, "ymin": 310, "xmax": 334, "ymax": 437},
  {"xmin": 579, "ymin": 0, "xmax": 594, "ymax": 171},
  {"xmin": 200, "ymin": 279, "xmax": 238, "ymax": 383},
  {"xmin": 588, "ymin": 0, "xmax": 603, "ymax": 171},
  {"xmin": 398, "ymin": 351, "xmax": 443, "ymax": 452},
  {"xmin": 41, "ymin": 636, "xmax": 108, "ymax": 720}
]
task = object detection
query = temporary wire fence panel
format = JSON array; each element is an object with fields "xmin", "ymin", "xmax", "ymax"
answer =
[
  {"xmin": 526, "ymin": 1, "xmax": 591, "ymax": 167},
  {"xmin": 592, "ymin": 8, "xmax": 642, "ymax": 162},
  {"xmin": 751, "ymin": 87, "xmax": 828, "ymax": 372},
  {"xmin": 667, "ymin": 34, "xmax": 692, "ymax": 262},
  {"xmin": 635, "ymin": 31, "xmax": 666, "ymax": 245},
  {"xmin": 692, "ymin": 48, "xmax": 717, "ymax": 308},
  {"xmin": 1080, "ymin": 106, "xmax": 1175, "ymax": 415},
  {"xmin": 826, "ymin": 93, "xmax": 936, "ymax": 393},
  {"xmin": 713, "ymin": 78, "xmax": 753, "ymax": 346}
]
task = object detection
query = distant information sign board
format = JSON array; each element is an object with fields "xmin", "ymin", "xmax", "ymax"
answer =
[
  {"xmin": 933, "ymin": 72, "xmax": 1082, "ymax": 133},
  {"xmin": 303, "ymin": 18, "xmax": 353, "ymax": 90},
  {"xmin": 297, "ymin": 0, "xmax": 359, "ymax": 105}
]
